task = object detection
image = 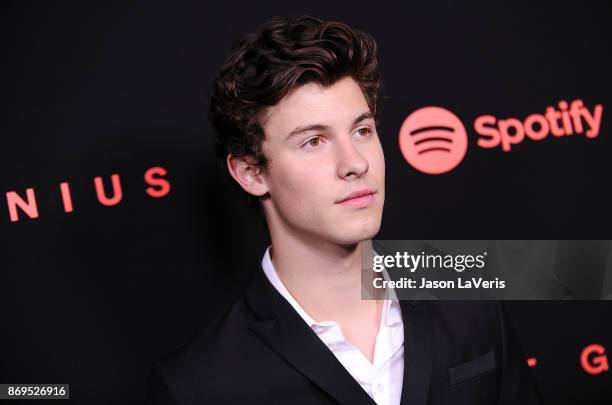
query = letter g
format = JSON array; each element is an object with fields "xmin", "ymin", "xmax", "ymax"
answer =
[{"xmin": 580, "ymin": 344, "xmax": 609, "ymax": 375}]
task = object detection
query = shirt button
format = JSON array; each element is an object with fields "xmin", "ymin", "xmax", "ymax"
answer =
[{"xmin": 377, "ymin": 383, "xmax": 384, "ymax": 393}]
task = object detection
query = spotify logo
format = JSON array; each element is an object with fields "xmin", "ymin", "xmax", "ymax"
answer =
[
  {"xmin": 398, "ymin": 107, "xmax": 468, "ymax": 174},
  {"xmin": 399, "ymin": 100, "xmax": 604, "ymax": 175}
]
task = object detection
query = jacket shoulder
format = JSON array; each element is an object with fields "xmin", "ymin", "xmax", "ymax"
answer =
[{"xmin": 147, "ymin": 289, "xmax": 257, "ymax": 404}]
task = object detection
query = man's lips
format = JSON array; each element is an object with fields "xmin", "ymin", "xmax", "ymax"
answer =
[{"xmin": 335, "ymin": 189, "xmax": 376, "ymax": 204}]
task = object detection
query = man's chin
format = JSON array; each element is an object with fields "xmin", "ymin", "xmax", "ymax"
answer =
[{"xmin": 332, "ymin": 221, "xmax": 381, "ymax": 246}]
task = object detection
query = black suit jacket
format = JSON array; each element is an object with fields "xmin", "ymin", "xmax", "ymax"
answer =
[{"xmin": 147, "ymin": 261, "xmax": 541, "ymax": 404}]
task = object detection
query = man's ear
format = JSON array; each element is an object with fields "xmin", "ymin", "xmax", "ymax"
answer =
[{"xmin": 226, "ymin": 154, "xmax": 269, "ymax": 197}]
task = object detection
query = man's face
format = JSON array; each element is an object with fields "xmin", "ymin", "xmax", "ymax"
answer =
[{"xmin": 257, "ymin": 76, "xmax": 385, "ymax": 246}]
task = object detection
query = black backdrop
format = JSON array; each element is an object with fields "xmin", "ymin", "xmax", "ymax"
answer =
[{"xmin": 1, "ymin": 1, "xmax": 611, "ymax": 404}]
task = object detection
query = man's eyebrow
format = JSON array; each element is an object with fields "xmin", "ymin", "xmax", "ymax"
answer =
[
  {"xmin": 351, "ymin": 111, "xmax": 374, "ymax": 126},
  {"xmin": 284, "ymin": 111, "xmax": 374, "ymax": 141}
]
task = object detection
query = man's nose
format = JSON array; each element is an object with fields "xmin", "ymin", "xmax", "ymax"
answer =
[{"xmin": 335, "ymin": 137, "xmax": 369, "ymax": 179}]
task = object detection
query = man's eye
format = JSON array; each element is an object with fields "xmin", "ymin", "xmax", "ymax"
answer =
[
  {"xmin": 303, "ymin": 136, "xmax": 322, "ymax": 148},
  {"xmin": 356, "ymin": 127, "xmax": 372, "ymax": 137}
]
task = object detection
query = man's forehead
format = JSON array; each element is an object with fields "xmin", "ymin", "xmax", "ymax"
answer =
[{"xmin": 258, "ymin": 77, "xmax": 370, "ymax": 134}]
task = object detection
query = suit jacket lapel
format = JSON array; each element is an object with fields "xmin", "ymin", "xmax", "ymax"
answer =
[
  {"xmin": 244, "ymin": 265, "xmax": 376, "ymax": 405},
  {"xmin": 373, "ymin": 239, "xmax": 436, "ymax": 404},
  {"xmin": 399, "ymin": 300, "xmax": 434, "ymax": 405}
]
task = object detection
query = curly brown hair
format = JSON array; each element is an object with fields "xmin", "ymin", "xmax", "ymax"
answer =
[{"xmin": 208, "ymin": 15, "xmax": 382, "ymax": 211}]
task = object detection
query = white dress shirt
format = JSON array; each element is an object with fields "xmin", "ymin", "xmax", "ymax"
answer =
[{"xmin": 261, "ymin": 246, "xmax": 404, "ymax": 405}]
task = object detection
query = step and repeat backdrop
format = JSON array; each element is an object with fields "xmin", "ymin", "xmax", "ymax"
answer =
[{"xmin": 1, "ymin": 1, "xmax": 610, "ymax": 404}]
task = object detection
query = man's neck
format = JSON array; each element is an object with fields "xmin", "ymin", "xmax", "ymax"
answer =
[{"xmin": 268, "ymin": 233, "xmax": 379, "ymax": 324}]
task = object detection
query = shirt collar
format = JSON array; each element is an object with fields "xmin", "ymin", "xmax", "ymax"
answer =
[
  {"xmin": 261, "ymin": 245, "xmax": 403, "ymax": 329},
  {"xmin": 261, "ymin": 245, "xmax": 319, "ymax": 327}
]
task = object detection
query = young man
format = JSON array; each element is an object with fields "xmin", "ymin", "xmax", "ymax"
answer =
[{"xmin": 147, "ymin": 15, "xmax": 541, "ymax": 405}]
